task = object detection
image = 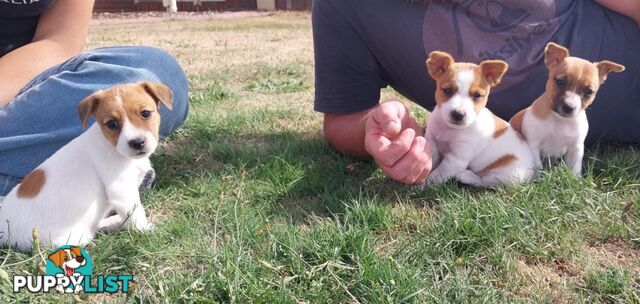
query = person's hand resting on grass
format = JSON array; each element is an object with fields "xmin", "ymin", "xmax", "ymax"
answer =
[
  {"xmin": 323, "ymin": 100, "xmax": 432, "ymax": 185},
  {"xmin": 364, "ymin": 101, "xmax": 432, "ymax": 185}
]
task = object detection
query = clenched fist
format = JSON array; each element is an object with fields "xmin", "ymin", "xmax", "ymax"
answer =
[{"xmin": 364, "ymin": 101, "xmax": 433, "ymax": 184}]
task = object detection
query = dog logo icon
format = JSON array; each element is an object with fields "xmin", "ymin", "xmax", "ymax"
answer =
[{"xmin": 45, "ymin": 246, "xmax": 93, "ymax": 293}]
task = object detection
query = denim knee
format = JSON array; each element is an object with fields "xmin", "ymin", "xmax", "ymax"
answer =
[
  {"xmin": 101, "ymin": 46, "xmax": 190, "ymax": 137},
  {"xmin": 135, "ymin": 47, "xmax": 189, "ymax": 137}
]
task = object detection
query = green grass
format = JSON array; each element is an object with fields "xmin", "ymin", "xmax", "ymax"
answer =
[{"xmin": 1, "ymin": 13, "xmax": 639, "ymax": 303}]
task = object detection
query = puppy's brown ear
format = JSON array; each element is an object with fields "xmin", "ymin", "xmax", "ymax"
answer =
[
  {"xmin": 595, "ymin": 60, "xmax": 625, "ymax": 83},
  {"xmin": 48, "ymin": 250, "xmax": 65, "ymax": 268},
  {"xmin": 479, "ymin": 60, "xmax": 509, "ymax": 87},
  {"xmin": 70, "ymin": 247, "xmax": 82, "ymax": 257},
  {"xmin": 77, "ymin": 92, "xmax": 102, "ymax": 129},
  {"xmin": 140, "ymin": 82, "xmax": 173, "ymax": 110},
  {"xmin": 544, "ymin": 42, "xmax": 569, "ymax": 68},
  {"xmin": 427, "ymin": 51, "xmax": 454, "ymax": 79}
]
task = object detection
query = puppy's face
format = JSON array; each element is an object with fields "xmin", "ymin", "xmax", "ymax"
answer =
[
  {"xmin": 48, "ymin": 247, "xmax": 86, "ymax": 276},
  {"xmin": 78, "ymin": 82, "xmax": 173, "ymax": 159},
  {"xmin": 544, "ymin": 42, "xmax": 625, "ymax": 119},
  {"xmin": 427, "ymin": 51, "xmax": 508, "ymax": 128}
]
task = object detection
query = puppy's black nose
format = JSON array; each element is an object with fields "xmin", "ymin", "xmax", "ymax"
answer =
[
  {"xmin": 76, "ymin": 256, "xmax": 85, "ymax": 263},
  {"xmin": 561, "ymin": 104, "xmax": 575, "ymax": 114},
  {"xmin": 450, "ymin": 110, "xmax": 465, "ymax": 122},
  {"xmin": 128, "ymin": 138, "xmax": 146, "ymax": 150}
]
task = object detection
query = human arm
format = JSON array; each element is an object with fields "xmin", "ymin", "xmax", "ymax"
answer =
[{"xmin": 0, "ymin": 0, "xmax": 94, "ymax": 107}]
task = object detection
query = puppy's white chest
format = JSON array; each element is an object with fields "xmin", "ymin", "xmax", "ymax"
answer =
[{"xmin": 538, "ymin": 117, "xmax": 585, "ymax": 157}]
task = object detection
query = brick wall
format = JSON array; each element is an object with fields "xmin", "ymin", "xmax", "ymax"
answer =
[
  {"xmin": 93, "ymin": 0, "xmax": 312, "ymax": 13},
  {"xmin": 275, "ymin": 0, "xmax": 311, "ymax": 11},
  {"xmin": 94, "ymin": 0, "xmax": 136, "ymax": 12}
]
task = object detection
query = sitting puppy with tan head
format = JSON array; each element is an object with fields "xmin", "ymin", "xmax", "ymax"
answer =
[
  {"xmin": 510, "ymin": 42, "xmax": 625, "ymax": 176},
  {"xmin": 0, "ymin": 82, "xmax": 172, "ymax": 252},
  {"xmin": 424, "ymin": 51, "xmax": 535, "ymax": 187}
]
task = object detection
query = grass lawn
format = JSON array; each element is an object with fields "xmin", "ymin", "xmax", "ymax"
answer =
[{"xmin": 1, "ymin": 12, "xmax": 639, "ymax": 303}]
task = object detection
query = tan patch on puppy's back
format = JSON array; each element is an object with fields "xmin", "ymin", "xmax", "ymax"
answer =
[
  {"xmin": 510, "ymin": 109, "xmax": 525, "ymax": 135},
  {"xmin": 493, "ymin": 115, "xmax": 509, "ymax": 138},
  {"xmin": 17, "ymin": 169, "xmax": 46, "ymax": 199},
  {"xmin": 478, "ymin": 154, "xmax": 518, "ymax": 175}
]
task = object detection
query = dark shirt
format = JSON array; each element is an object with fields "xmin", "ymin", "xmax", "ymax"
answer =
[
  {"xmin": 0, "ymin": 0, "xmax": 56, "ymax": 57},
  {"xmin": 313, "ymin": 0, "xmax": 640, "ymax": 143}
]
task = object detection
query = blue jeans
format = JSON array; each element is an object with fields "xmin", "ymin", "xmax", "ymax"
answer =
[{"xmin": 0, "ymin": 46, "xmax": 189, "ymax": 196}]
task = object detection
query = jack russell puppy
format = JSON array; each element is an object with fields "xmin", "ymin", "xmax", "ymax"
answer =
[
  {"xmin": 0, "ymin": 82, "xmax": 172, "ymax": 252},
  {"xmin": 510, "ymin": 42, "xmax": 625, "ymax": 176},
  {"xmin": 424, "ymin": 51, "xmax": 535, "ymax": 187}
]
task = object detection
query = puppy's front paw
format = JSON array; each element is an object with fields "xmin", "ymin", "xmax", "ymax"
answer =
[
  {"xmin": 136, "ymin": 222, "xmax": 155, "ymax": 232},
  {"xmin": 455, "ymin": 170, "xmax": 480, "ymax": 186},
  {"xmin": 426, "ymin": 174, "xmax": 445, "ymax": 186},
  {"xmin": 138, "ymin": 169, "xmax": 156, "ymax": 193}
]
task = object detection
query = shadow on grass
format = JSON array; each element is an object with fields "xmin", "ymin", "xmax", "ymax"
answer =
[{"xmin": 151, "ymin": 126, "xmax": 408, "ymax": 223}]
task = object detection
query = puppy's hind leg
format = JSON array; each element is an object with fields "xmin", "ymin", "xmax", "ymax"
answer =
[{"xmin": 455, "ymin": 170, "xmax": 504, "ymax": 188}]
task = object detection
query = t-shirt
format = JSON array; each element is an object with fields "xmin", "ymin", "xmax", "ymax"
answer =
[
  {"xmin": 0, "ymin": 0, "xmax": 56, "ymax": 57},
  {"xmin": 313, "ymin": 0, "xmax": 640, "ymax": 143}
]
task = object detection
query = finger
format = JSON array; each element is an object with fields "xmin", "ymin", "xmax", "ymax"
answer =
[
  {"xmin": 413, "ymin": 166, "xmax": 431, "ymax": 185},
  {"xmin": 403, "ymin": 163, "xmax": 429, "ymax": 185},
  {"xmin": 372, "ymin": 103, "xmax": 402, "ymax": 137},
  {"xmin": 412, "ymin": 155, "xmax": 433, "ymax": 185},
  {"xmin": 402, "ymin": 137, "xmax": 433, "ymax": 184},
  {"xmin": 416, "ymin": 138, "xmax": 434, "ymax": 183},
  {"xmin": 375, "ymin": 128, "xmax": 415, "ymax": 167},
  {"xmin": 382, "ymin": 136, "xmax": 426, "ymax": 182}
]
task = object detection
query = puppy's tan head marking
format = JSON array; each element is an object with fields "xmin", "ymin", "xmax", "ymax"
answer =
[
  {"xmin": 427, "ymin": 51, "xmax": 508, "ymax": 128},
  {"xmin": 17, "ymin": 169, "xmax": 46, "ymax": 199},
  {"xmin": 77, "ymin": 82, "xmax": 173, "ymax": 158},
  {"xmin": 542, "ymin": 42, "xmax": 625, "ymax": 118}
]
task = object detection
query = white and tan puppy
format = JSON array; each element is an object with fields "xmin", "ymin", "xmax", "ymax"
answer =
[
  {"xmin": 424, "ymin": 51, "xmax": 535, "ymax": 187},
  {"xmin": 510, "ymin": 42, "xmax": 625, "ymax": 176},
  {"xmin": 0, "ymin": 82, "xmax": 172, "ymax": 252}
]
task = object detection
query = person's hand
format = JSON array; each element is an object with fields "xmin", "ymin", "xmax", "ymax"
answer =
[{"xmin": 365, "ymin": 101, "xmax": 432, "ymax": 184}]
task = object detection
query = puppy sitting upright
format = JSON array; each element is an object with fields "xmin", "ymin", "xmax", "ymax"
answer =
[
  {"xmin": 510, "ymin": 42, "xmax": 625, "ymax": 176},
  {"xmin": 0, "ymin": 82, "xmax": 171, "ymax": 252},
  {"xmin": 424, "ymin": 51, "xmax": 535, "ymax": 187}
]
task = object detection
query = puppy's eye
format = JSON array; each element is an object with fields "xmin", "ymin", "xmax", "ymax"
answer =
[
  {"xmin": 472, "ymin": 92, "xmax": 484, "ymax": 102},
  {"xmin": 555, "ymin": 78, "xmax": 566, "ymax": 86},
  {"xmin": 141, "ymin": 110, "xmax": 152, "ymax": 119},
  {"xmin": 443, "ymin": 88, "xmax": 453, "ymax": 96},
  {"xmin": 583, "ymin": 88, "xmax": 594, "ymax": 97},
  {"xmin": 63, "ymin": 256, "xmax": 69, "ymax": 261},
  {"xmin": 105, "ymin": 120, "xmax": 119, "ymax": 130}
]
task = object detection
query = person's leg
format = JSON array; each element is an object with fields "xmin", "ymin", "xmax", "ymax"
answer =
[{"xmin": 0, "ymin": 46, "xmax": 189, "ymax": 196}]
